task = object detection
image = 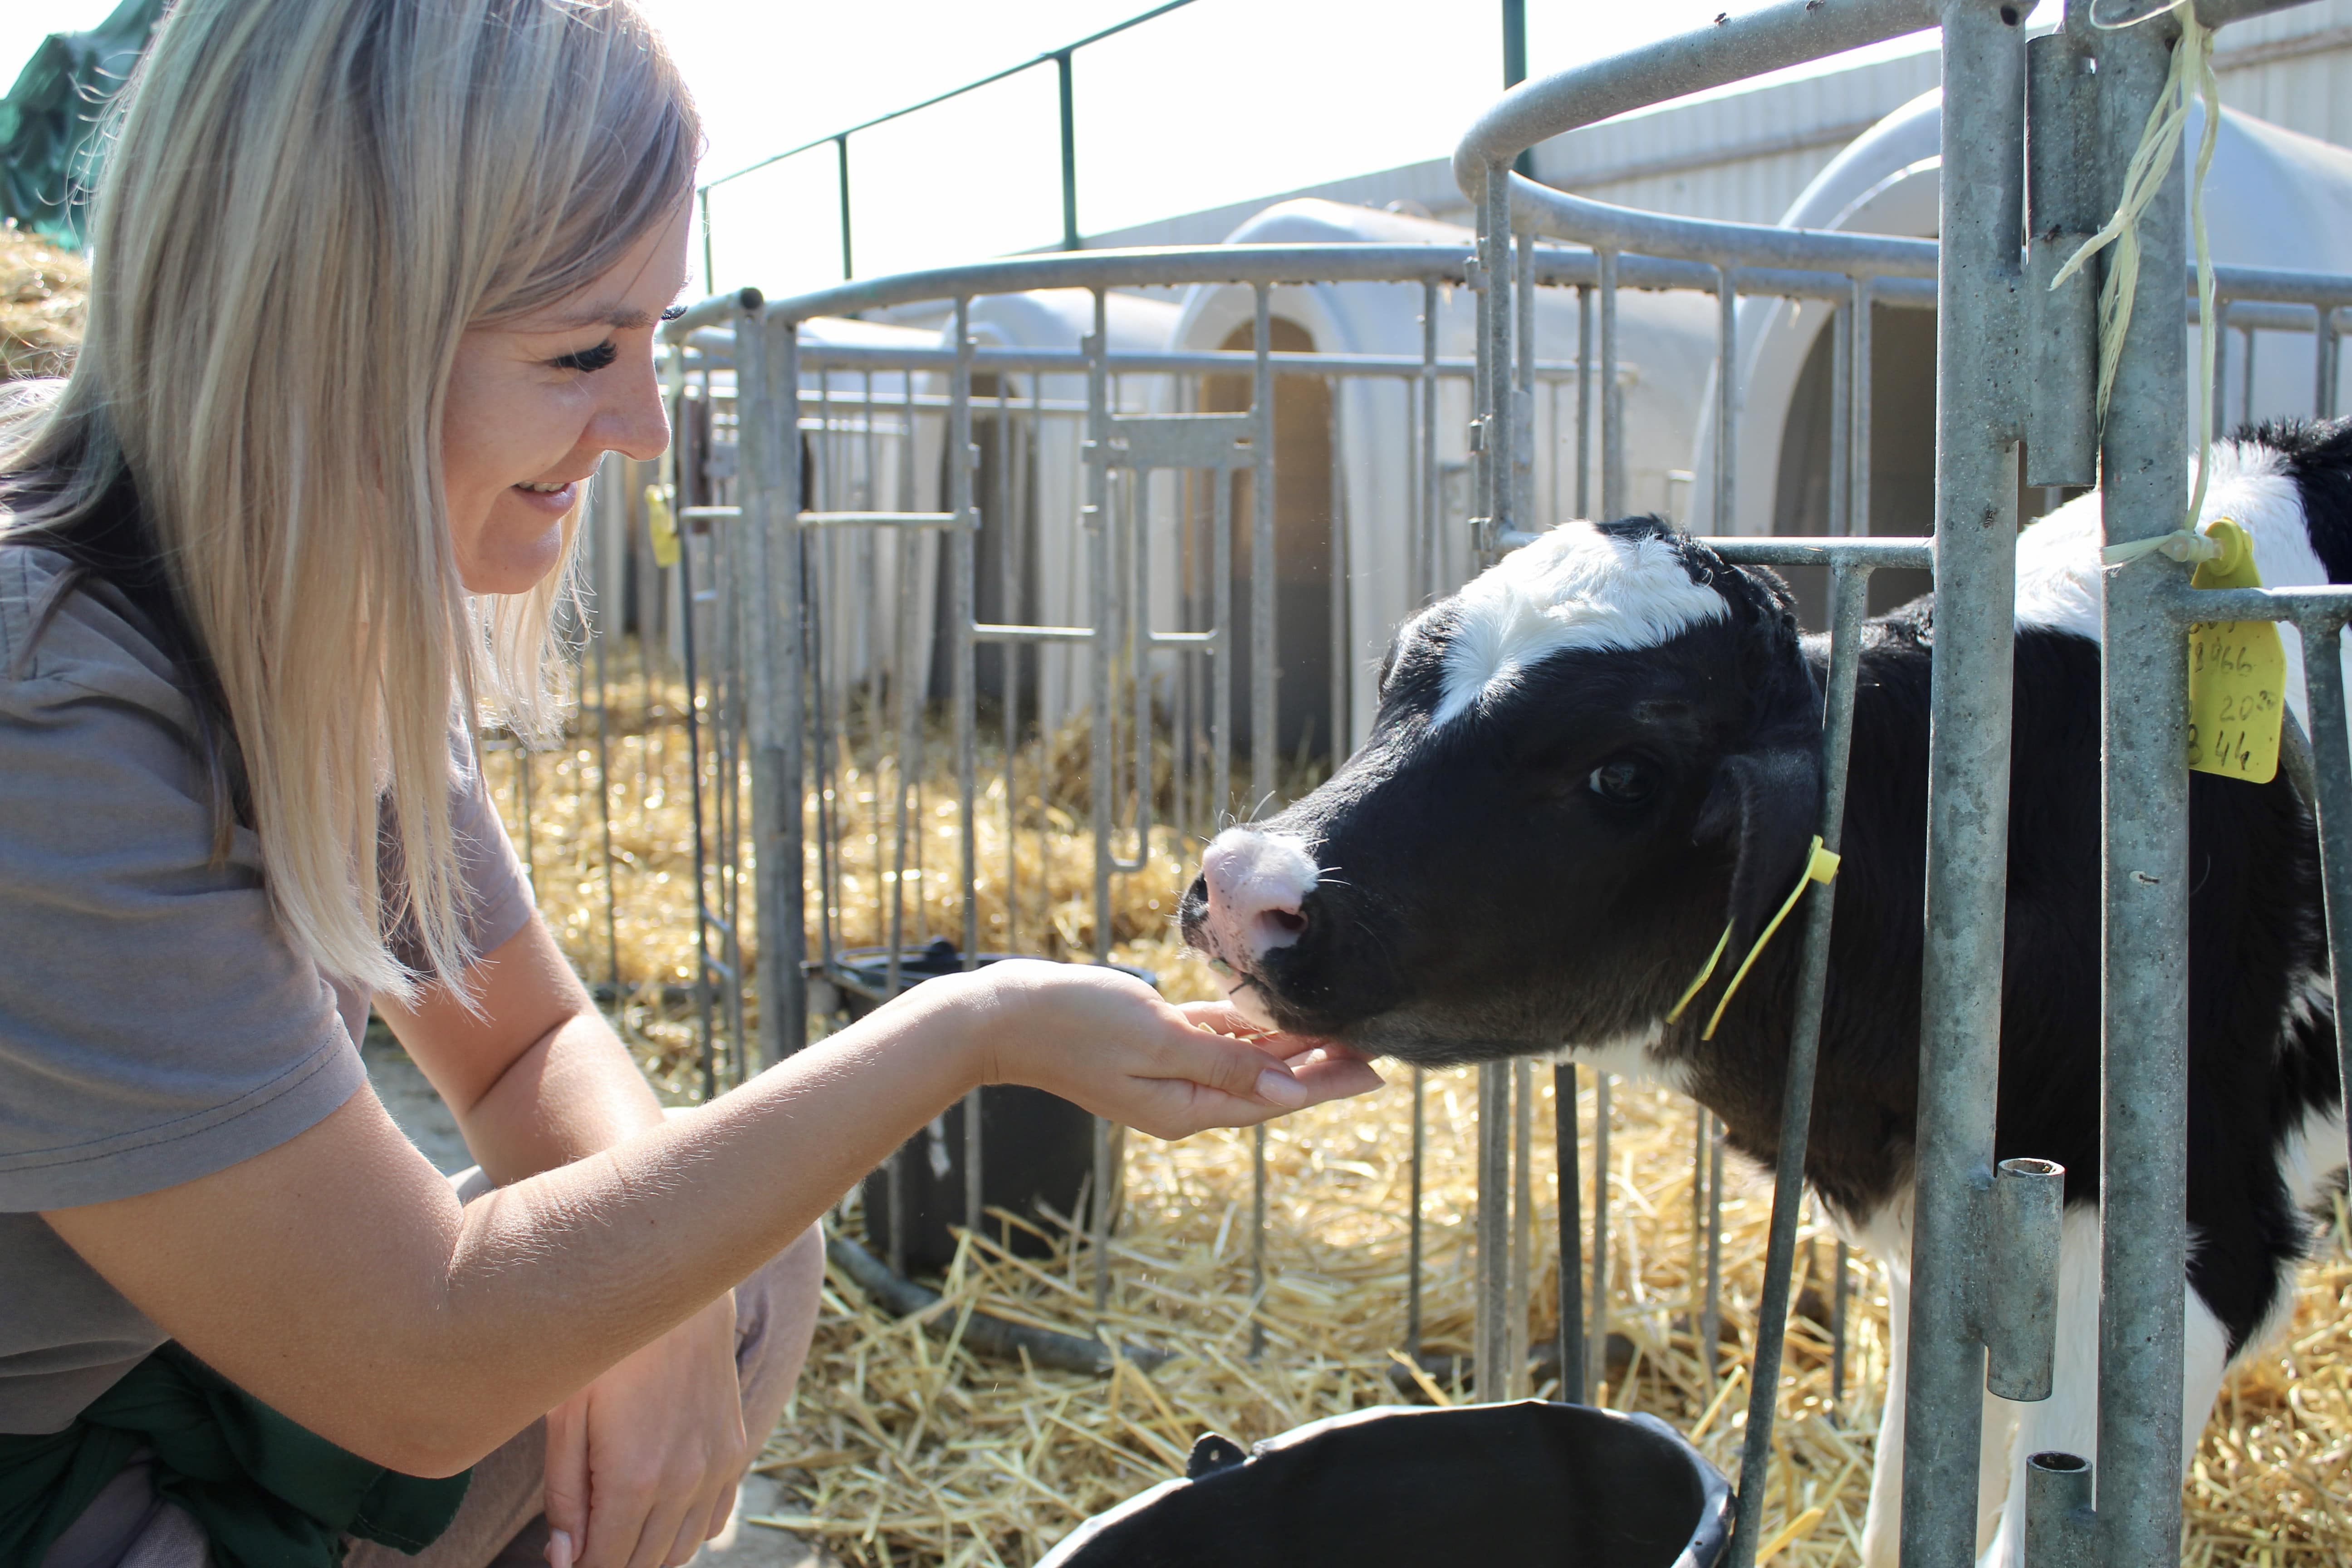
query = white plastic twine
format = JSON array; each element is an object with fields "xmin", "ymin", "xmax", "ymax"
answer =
[{"xmin": 2049, "ymin": 1, "xmax": 2225, "ymax": 565}]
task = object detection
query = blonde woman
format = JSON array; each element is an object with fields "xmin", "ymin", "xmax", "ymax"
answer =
[{"xmin": 0, "ymin": 3, "xmax": 1380, "ymax": 1566}]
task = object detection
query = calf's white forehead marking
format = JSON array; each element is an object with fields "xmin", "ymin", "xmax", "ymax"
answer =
[{"xmin": 1431, "ymin": 519, "xmax": 1730, "ymax": 729}]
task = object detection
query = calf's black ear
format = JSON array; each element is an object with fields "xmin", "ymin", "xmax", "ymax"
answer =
[{"xmin": 1691, "ymin": 747, "xmax": 1821, "ymax": 947}]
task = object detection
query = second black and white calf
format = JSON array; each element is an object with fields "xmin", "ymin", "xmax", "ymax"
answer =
[{"xmin": 1180, "ymin": 423, "xmax": 2351, "ymax": 1568}]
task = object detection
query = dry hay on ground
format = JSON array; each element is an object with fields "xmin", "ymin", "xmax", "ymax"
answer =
[
  {"xmin": 1, "ymin": 222, "xmax": 86, "ymax": 381},
  {"xmin": 485, "ymin": 644, "xmax": 2351, "ymax": 1566}
]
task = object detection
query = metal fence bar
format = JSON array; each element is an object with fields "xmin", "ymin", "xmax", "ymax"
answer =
[
  {"xmin": 1556, "ymin": 1062, "xmax": 1585, "ymax": 1403},
  {"xmin": 1725, "ymin": 555, "xmax": 1872, "ymax": 1568},
  {"xmin": 1901, "ymin": 9, "xmax": 2026, "ymax": 1567},
  {"xmin": 2088, "ymin": 15, "xmax": 2195, "ymax": 1567}
]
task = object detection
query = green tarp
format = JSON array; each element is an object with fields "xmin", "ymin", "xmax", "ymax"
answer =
[{"xmin": 0, "ymin": 0, "xmax": 164, "ymax": 249}]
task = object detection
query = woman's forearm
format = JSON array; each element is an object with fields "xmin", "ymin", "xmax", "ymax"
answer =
[
  {"xmin": 456, "ymin": 1009, "xmax": 668, "ymax": 1186},
  {"xmin": 407, "ymin": 985, "xmax": 984, "ymax": 1469}
]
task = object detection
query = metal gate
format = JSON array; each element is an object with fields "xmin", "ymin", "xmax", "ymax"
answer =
[{"xmin": 653, "ymin": 0, "xmax": 2352, "ymax": 1561}]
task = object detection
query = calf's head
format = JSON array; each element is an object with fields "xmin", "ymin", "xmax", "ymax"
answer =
[{"xmin": 1180, "ymin": 517, "xmax": 1820, "ymax": 1065}]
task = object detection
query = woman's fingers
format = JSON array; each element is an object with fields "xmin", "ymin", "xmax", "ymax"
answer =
[{"xmin": 542, "ymin": 1399, "xmax": 589, "ymax": 1567}]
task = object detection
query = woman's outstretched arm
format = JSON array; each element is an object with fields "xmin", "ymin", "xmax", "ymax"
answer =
[{"xmin": 44, "ymin": 963, "xmax": 1378, "ymax": 1476}]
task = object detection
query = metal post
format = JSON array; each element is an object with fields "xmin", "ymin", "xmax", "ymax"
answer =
[
  {"xmin": 1475, "ymin": 1059, "xmax": 1511, "ymax": 1399},
  {"xmin": 1515, "ymin": 229, "xmax": 1537, "ymax": 529},
  {"xmin": 736, "ymin": 296, "xmax": 803, "ymax": 1074},
  {"xmin": 835, "ymin": 136, "xmax": 853, "ymax": 281},
  {"xmin": 2293, "ymin": 617, "xmax": 2352, "ymax": 1188},
  {"xmin": 1577, "ymin": 284, "xmax": 1594, "ymax": 519},
  {"xmin": 1511, "ymin": 1054, "xmax": 1534, "ymax": 1398},
  {"xmin": 1057, "ymin": 51, "xmax": 1080, "ymax": 252},
  {"xmin": 679, "ymin": 515, "xmax": 716, "ymax": 1103},
  {"xmin": 1600, "ymin": 250, "xmax": 1623, "ymax": 519},
  {"xmin": 1901, "ymin": 6, "xmax": 2025, "ymax": 1567},
  {"xmin": 1828, "ymin": 296, "xmax": 1851, "ymax": 536},
  {"xmin": 1716, "ymin": 267, "xmax": 1740, "ymax": 534},
  {"xmin": 1590, "ymin": 1071, "xmax": 1611, "ymax": 1396},
  {"xmin": 1850, "ymin": 276, "xmax": 1875, "ymax": 537},
  {"xmin": 2093, "ymin": 14, "xmax": 2195, "ymax": 1565},
  {"xmin": 1725, "ymin": 559, "xmax": 1872, "ymax": 1568},
  {"xmin": 1422, "ymin": 279, "xmax": 1442, "ymax": 597},
  {"xmin": 1084, "ymin": 291, "xmax": 1116, "ymax": 1312},
  {"xmin": 1250, "ymin": 283, "xmax": 1276, "ymax": 815},
  {"xmin": 590, "ymin": 506, "xmax": 621, "ymax": 994},
  {"xmin": 1703, "ymin": 1114, "xmax": 1724, "ymax": 1386},
  {"xmin": 1408, "ymin": 1065, "xmax": 1426, "ymax": 1361},
  {"xmin": 1483, "ymin": 165, "xmax": 1515, "ymax": 548},
  {"xmin": 1554, "ymin": 1062, "xmax": 1585, "ymax": 1403},
  {"xmin": 951, "ymin": 300, "xmax": 983, "ymax": 1241}
]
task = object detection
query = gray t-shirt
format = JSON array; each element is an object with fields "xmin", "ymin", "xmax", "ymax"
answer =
[{"xmin": 0, "ymin": 543, "xmax": 534, "ymax": 1433}]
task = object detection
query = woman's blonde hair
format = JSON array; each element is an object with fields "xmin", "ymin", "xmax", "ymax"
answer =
[{"xmin": 1, "ymin": 0, "xmax": 698, "ymax": 997}]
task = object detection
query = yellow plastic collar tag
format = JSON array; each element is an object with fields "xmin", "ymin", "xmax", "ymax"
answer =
[
  {"xmin": 1665, "ymin": 835, "xmax": 1842, "ymax": 1041},
  {"xmin": 646, "ymin": 484, "xmax": 681, "ymax": 569},
  {"xmin": 2185, "ymin": 518, "xmax": 2283, "ymax": 785}
]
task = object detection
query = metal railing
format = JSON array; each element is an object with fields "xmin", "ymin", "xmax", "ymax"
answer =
[
  {"xmin": 1457, "ymin": 4, "xmax": 2348, "ymax": 1568},
  {"xmin": 643, "ymin": 1, "xmax": 2352, "ymax": 1561}
]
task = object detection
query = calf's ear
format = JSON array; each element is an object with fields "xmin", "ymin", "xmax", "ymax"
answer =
[{"xmin": 1691, "ymin": 747, "xmax": 1821, "ymax": 946}]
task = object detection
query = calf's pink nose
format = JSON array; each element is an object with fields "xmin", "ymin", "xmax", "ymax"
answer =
[{"xmin": 1198, "ymin": 829, "xmax": 1321, "ymax": 966}]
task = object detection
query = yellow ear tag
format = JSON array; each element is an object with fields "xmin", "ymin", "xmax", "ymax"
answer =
[
  {"xmin": 646, "ymin": 484, "xmax": 681, "ymax": 569},
  {"xmin": 1664, "ymin": 835, "xmax": 1842, "ymax": 1040},
  {"xmin": 2185, "ymin": 518, "xmax": 2283, "ymax": 785}
]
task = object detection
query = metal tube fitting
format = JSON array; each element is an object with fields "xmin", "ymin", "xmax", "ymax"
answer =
[
  {"xmin": 1985, "ymin": 1156, "xmax": 2066, "ymax": 1402},
  {"xmin": 2024, "ymin": 1450, "xmax": 2097, "ymax": 1568}
]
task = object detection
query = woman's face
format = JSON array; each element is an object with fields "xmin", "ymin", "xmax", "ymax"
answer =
[{"xmin": 441, "ymin": 198, "xmax": 695, "ymax": 595}]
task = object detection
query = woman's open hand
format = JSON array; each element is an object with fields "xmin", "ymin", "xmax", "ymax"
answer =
[
  {"xmin": 951, "ymin": 961, "xmax": 1383, "ymax": 1138},
  {"xmin": 542, "ymin": 1291, "xmax": 746, "ymax": 1568}
]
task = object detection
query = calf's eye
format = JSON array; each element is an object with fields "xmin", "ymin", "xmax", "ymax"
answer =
[{"xmin": 1587, "ymin": 760, "xmax": 1654, "ymax": 804}]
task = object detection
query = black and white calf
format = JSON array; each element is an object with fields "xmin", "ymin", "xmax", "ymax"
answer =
[{"xmin": 1180, "ymin": 422, "xmax": 2351, "ymax": 1568}]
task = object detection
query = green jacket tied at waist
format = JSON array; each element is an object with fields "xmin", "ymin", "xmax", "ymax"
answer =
[{"xmin": 0, "ymin": 1343, "xmax": 470, "ymax": 1567}]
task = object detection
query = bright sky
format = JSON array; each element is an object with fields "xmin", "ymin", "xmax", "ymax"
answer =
[{"xmin": 7, "ymin": 1, "xmax": 1942, "ymax": 302}]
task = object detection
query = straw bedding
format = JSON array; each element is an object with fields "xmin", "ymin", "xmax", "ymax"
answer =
[
  {"xmin": 476, "ymin": 647, "xmax": 2347, "ymax": 1566},
  {"xmin": 0, "ymin": 222, "xmax": 85, "ymax": 383}
]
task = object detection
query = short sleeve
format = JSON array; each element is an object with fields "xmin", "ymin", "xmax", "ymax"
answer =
[
  {"xmin": 0, "ymin": 597, "xmax": 363, "ymax": 1210},
  {"xmin": 381, "ymin": 757, "xmax": 537, "ymax": 975}
]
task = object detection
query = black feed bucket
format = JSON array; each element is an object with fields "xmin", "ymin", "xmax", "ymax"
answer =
[
  {"xmin": 820, "ymin": 941, "xmax": 1156, "ymax": 1275},
  {"xmin": 1038, "ymin": 1400, "xmax": 1731, "ymax": 1568}
]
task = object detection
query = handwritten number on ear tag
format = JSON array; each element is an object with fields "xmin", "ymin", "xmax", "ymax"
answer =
[{"xmin": 2185, "ymin": 519, "xmax": 2283, "ymax": 785}]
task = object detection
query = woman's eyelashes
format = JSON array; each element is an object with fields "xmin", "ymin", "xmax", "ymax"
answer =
[{"xmin": 551, "ymin": 338, "xmax": 618, "ymax": 374}]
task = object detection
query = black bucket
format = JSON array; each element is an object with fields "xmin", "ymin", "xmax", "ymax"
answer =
[
  {"xmin": 819, "ymin": 941, "xmax": 1155, "ymax": 1275},
  {"xmin": 1036, "ymin": 1400, "xmax": 1731, "ymax": 1568}
]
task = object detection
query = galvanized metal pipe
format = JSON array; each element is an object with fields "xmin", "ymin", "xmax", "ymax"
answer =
[
  {"xmin": 1901, "ymin": 7, "xmax": 2026, "ymax": 1567},
  {"xmin": 1725, "ymin": 557, "xmax": 1872, "ymax": 1568},
  {"xmin": 2093, "ymin": 15, "xmax": 2195, "ymax": 1567},
  {"xmin": 1601, "ymin": 250, "xmax": 1624, "ymax": 519},
  {"xmin": 1476, "ymin": 1059, "xmax": 1512, "ymax": 1397},
  {"xmin": 1716, "ymin": 267, "xmax": 1740, "ymax": 534},
  {"xmin": 2292, "ymin": 615, "xmax": 2352, "ymax": 1187},
  {"xmin": 1556, "ymin": 1062, "xmax": 1585, "ymax": 1404}
]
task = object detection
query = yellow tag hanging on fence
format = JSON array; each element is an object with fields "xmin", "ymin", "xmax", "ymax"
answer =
[
  {"xmin": 645, "ymin": 484, "xmax": 681, "ymax": 569},
  {"xmin": 2185, "ymin": 517, "xmax": 2284, "ymax": 784}
]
